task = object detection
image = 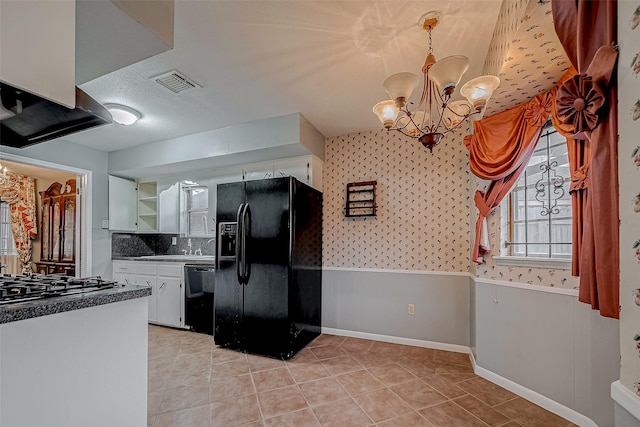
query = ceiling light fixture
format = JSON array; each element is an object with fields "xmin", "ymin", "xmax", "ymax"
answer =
[
  {"xmin": 104, "ymin": 104, "xmax": 141, "ymax": 126},
  {"xmin": 372, "ymin": 12, "xmax": 500, "ymax": 152}
]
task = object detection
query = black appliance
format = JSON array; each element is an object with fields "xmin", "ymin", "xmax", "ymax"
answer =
[
  {"xmin": 0, "ymin": 274, "xmax": 119, "ymax": 304},
  {"xmin": 215, "ymin": 177, "xmax": 322, "ymax": 360},
  {"xmin": 0, "ymin": 81, "xmax": 112, "ymax": 148},
  {"xmin": 184, "ymin": 264, "xmax": 215, "ymax": 335}
]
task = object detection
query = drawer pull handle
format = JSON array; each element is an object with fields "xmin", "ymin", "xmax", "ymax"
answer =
[{"xmin": 160, "ymin": 282, "xmax": 166, "ymax": 289}]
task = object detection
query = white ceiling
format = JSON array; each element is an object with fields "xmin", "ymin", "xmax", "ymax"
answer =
[{"xmin": 65, "ymin": 1, "xmax": 506, "ymax": 152}]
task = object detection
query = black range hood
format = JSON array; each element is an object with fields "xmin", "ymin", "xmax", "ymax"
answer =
[{"xmin": 0, "ymin": 81, "xmax": 112, "ymax": 148}]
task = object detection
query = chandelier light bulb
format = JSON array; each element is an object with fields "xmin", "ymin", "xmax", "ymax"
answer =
[
  {"xmin": 460, "ymin": 75, "xmax": 501, "ymax": 112},
  {"xmin": 383, "ymin": 73, "xmax": 420, "ymax": 108},
  {"xmin": 399, "ymin": 111, "xmax": 429, "ymax": 136},
  {"xmin": 428, "ymin": 55, "xmax": 470, "ymax": 95},
  {"xmin": 373, "ymin": 101, "xmax": 400, "ymax": 129}
]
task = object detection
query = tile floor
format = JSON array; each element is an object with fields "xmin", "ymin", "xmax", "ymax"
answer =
[{"xmin": 147, "ymin": 325, "xmax": 575, "ymax": 426}]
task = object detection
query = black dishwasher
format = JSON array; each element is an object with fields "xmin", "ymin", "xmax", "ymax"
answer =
[{"xmin": 184, "ymin": 265, "xmax": 215, "ymax": 335}]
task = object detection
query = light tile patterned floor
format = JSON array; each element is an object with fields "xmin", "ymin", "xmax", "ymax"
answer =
[{"xmin": 147, "ymin": 325, "xmax": 575, "ymax": 427}]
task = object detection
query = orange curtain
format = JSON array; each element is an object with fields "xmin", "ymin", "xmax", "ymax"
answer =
[
  {"xmin": 552, "ymin": 0, "xmax": 619, "ymax": 319},
  {"xmin": 0, "ymin": 174, "xmax": 38, "ymax": 274},
  {"xmin": 465, "ymin": 88, "xmax": 571, "ymax": 263}
]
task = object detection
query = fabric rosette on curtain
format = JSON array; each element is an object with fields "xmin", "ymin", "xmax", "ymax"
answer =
[{"xmin": 551, "ymin": 0, "xmax": 619, "ymax": 319}]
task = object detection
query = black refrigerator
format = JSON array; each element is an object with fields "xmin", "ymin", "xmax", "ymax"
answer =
[{"xmin": 214, "ymin": 177, "xmax": 322, "ymax": 360}]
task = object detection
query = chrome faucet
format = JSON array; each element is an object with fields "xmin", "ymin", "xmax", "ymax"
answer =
[{"xmin": 187, "ymin": 238, "xmax": 192, "ymax": 256}]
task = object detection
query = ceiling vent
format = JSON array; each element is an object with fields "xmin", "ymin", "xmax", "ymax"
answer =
[{"xmin": 152, "ymin": 70, "xmax": 200, "ymax": 94}]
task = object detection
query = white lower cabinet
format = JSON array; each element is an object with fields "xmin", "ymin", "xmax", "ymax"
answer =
[
  {"xmin": 137, "ymin": 273, "xmax": 157, "ymax": 322},
  {"xmin": 156, "ymin": 264, "xmax": 183, "ymax": 327},
  {"xmin": 112, "ymin": 260, "xmax": 136, "ymax": 286},
  {"xmin": 112, "ymin": 260, "xmax": 185, "ymax": 328}
]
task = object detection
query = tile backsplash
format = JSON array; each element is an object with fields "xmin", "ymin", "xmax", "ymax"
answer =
[{"xmin": 111, "ymin": 233, "xmax": 216, "ymax": 258}]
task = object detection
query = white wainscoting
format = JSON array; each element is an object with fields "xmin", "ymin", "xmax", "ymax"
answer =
[
  {"xmin": 321, "ymin": 268, "xmax": 621, "ymax": 427},
  {"xmin": 473, "ymin": 278, "xmax": 620, "ymax": 427},
  {"xmin": 322, "ymin": 267, "xmax": 471, "ymax": 347}
]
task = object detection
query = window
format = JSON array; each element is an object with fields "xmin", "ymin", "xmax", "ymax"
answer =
[
  {"xmin": 0, "ymin": 202, "xmax": 17, "ymax": 256},
  {"xmin": 184, "ymin": 186, "xmax": 209, "ymax": 236},
  {"xmin": 504, "ymin": 123, "xmax": 572, "ymax": 259}
]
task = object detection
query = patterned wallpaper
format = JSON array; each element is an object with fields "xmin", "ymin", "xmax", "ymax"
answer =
[
  {"xmin": 322, "ymin": 128, "xmax": 472, "ymax": 272},
  {"xmin": 618, "ymin": 0, "xmax": 640, "ymax": 398},
  {"xmin": 471, "ymin": 191, "xmax": 579, "ymax": 290},
  {"xmin": 322, "ymin": 125, "xmax": 581, "ymax": 291},
  {"xmin": 484, "ymin": 0, "xmax": 571, "ymax": 116},
  {"xmin": 483, "ymin": 0, "xmax": 530, "ymax": 77}
]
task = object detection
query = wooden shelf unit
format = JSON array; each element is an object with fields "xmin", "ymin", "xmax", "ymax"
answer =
[
  {"xmin": 345, "ymin": 181, "xmax": 377, "ymax": 218},
  {"xmin": 38, "ymin": 179, "xmax": 76, "ymax": 275}
]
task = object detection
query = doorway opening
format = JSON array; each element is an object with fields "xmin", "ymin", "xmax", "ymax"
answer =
[{"xmin": 0, "ymin": 154, "xmax": 92, "ymax": 277}]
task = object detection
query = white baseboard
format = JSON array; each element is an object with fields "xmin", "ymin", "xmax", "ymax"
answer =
[
  {"xmin": 322, "ymin": 327, "xmax": 597, "ymax": 427},
  {"xmin": 474, "ymin": 365, "xmax": 597, "ymax": 427},
  {"xmin": 320, "ymin": 327, "xmax": 470, "ymax": 354}
]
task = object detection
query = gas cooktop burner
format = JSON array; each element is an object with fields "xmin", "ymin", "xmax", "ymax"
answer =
[{"xmin": 0, "ymin": 274, "xmax": 121, "ymax": 305}]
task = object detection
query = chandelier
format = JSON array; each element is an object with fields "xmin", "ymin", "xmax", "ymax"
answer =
[
  {"xmin": 372, "ymin": 12, "xmax": 500, "ymax": 152},
  {"xmin": 0, "ymin": 162, "xmax": 8, "ymax": 185}
]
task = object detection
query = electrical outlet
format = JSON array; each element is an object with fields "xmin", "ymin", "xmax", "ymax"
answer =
[
  {"xmin": 408, "ymin": 304, "xmax": 415, "ymax": 315},
  {"xmin": 101, "ymin": 220, "xmax": 109, "ymax": 229},
  {"xmin": 171, "ymin": 237, "xmax": 177, "ymax": 245}
]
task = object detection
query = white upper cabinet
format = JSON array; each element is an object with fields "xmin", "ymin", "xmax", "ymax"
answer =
[
  {"xmin": 137, "ymin": 181, "xmax": 158, "ymax": 232},
  {"xmin": 0, "ymin": 0, "xmax": 76, "ymax": 107},
  {"xmin": 107, "ymin": 155, "xmax": 322, "ymax": 234},
  {"xmin": 242, "ymin": 155, "xmax": 323, "ymax": 191},
  {"xmin": 158, "ymin": 183, "xmax": 180, "ymax": 234},
  {"xmin": 242, "ymin": 162, "xmax": 274, "ymax": 181},
  {"xmin": 109, "ymin": 176, "xmax": 163, "ymax": 232},
  {"xmin": 108, "ymin": 175, "xmax": 138, "ymax": 231}
]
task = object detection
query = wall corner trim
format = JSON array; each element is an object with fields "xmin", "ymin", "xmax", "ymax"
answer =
[
  {"xmin": 474, "ymin": 364, "xmax": 597, "ymax": 427},
  {"xmin": 612, "ymin": 381, "xmax": 640, "ymax": 422},
  {"xmin": 323, "ymin": 326, "xmax": 597, "ymax": 427},
  {"xmin": 322, "ymin": 266, "xmax": 472, "ymax": 277},
  {"xmin": 320, "ymin": 327, "xmax": 470, "ymax": 354},
  {"xmin": 472, "ymin": 276, "xmax": 579, "ymax": 297}
]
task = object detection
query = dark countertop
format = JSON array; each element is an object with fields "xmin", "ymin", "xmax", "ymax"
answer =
[
  {"xmin": 0, "ymin": 284, "xmax": 151, "ymax": 325},
  {"xmin": 112, "ymin": 256, "xmax": 216, "ymax": 265}
]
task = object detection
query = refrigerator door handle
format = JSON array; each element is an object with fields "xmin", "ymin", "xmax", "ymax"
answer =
[
  {"xmin": 242, "ymin": 203, "xmax": 251, "ymax": 283},
  {"xmin": 236, "ymin": 203, "xmax": 245, "ymax": 284}
]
